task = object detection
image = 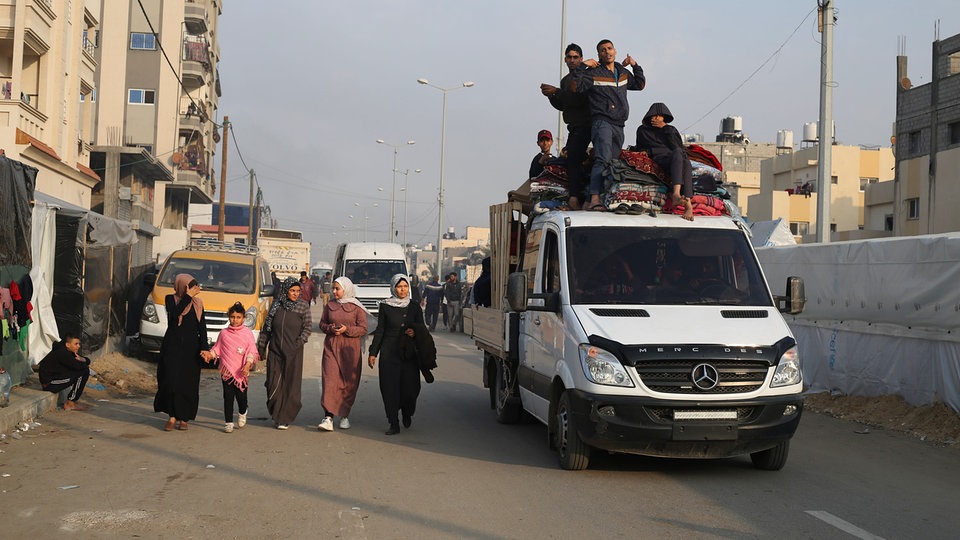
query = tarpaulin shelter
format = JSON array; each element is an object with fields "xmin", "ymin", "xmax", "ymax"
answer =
[{"xmin": 0, "ymin": 154, "xmax": 138, "ymax": 385}]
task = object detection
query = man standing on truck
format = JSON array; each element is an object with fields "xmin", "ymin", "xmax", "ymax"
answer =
[
  {"xmin": 541, "ymin": 43, "xmax": 591, "ymax": 210},
  {"xmin": 574, "ymin": 39, "xmax": 646, "ymax": 211},
  {"xmin": 528, "ymin": 129, "xmax": 554, "ymax": 179}
]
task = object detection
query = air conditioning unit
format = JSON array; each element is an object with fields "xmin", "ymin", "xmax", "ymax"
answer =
[{"xmin": 118, "ymin": 187, "xmax": 132, "ymax": 200}]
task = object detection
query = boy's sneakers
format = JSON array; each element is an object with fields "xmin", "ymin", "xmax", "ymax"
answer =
[
  {"xmin": 318, "ymin": 417, "xmax": 334, "ymax": 431},
  {"xmin": 237, "ymin": 412, "xmax": 247, "ymax": 428},
  {"xmin": 339, "ymin": 417, "xmax": 351, "ymax": 429},
  {"xmin": 224, "ymin": 422, "xmax": 234, "ymax": 433}
]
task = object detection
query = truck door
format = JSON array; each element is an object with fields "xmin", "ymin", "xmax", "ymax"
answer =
[{"xmin": 518, "ymin": 227, "xmax": 562, "ymax": 423}]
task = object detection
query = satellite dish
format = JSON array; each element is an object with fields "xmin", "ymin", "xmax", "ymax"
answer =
[
  {"xmin": 900, "ymin": 77, "xmax": 912, "ymax": 90},
  {"xmin": 171, "ymin": 152, "xmax": 183, "ymax": 164}
]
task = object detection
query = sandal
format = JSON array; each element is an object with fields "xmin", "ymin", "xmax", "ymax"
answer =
[
  {"xmin": 164, "ymin": 418, "xmax": 176, "ymax": 431},
  {"xmin": 585, "ymin": 203, "xmax": 606, "ymax": 212}
]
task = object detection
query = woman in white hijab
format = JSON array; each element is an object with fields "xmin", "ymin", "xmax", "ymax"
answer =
[
  {"xmin": 317, "ymin": 277, "xmax": 369, "ymax": 431},
  {"xmin": 368, "ymin": 274, "xmax": 429, "ymax": 435}
]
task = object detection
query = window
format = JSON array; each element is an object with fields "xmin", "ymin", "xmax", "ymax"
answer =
[
  {"xmin": 950, "ymin": 122, "xmax": 960, "ymax": 146},
  {"xmin": 128, "ymin": 89, "xmax": 156, "ymax": 105},
  {"xmin": 130, "ymin": 32, "xmax": 156, "ymax": 50},
  {"xmin": 909, "ymin": 131, "xmax": 921, "ymax": 154},
  {"xmin": 859, "ymin": 177, "xmax": 878, "ymax": 191},
  {"xmin": 542, "ymin": 232, "xmax": 561, "ymax": 294},
  {"xmin": 831, "ymin": 175, "xmax": 838, "ymax": 185},
  {"xmin": 884, "ymin": 214, "xmax": 893, "ymax": 231},
  {"xmin": 789, "ymin": 222, "xmax": 809, "ymax": 236},
  {"xmin": 907, "ymin": 198, "xmax": 920, "ymax": 220},
  {"xmin": 830, "ymin": 224, "xmax": 837, "ymax": 233}
]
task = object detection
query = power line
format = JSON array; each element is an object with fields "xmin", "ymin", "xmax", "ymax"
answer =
[{"xmin": 681, "ymin": 7, "xmax": 818, "ymax": 133}]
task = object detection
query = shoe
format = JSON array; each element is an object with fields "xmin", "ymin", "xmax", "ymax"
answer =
[
  {"xmin": 224, "ymin": 422, "xmax": 234, "ymax": 433},
  {"xmin": 339, "ymin": 417, "xmax": 351, "ymax": 429},
  {"xmin": 237, "ymin": 412, "xmax": 247, "ymax": 428},
  {"xmin": 402, "ymin": 415, "xmax": 412, "ymax": 428},
  {"xmin": 177, "ymin": 421, "xmax": 188, "ymax": 431},
  {"xmin": 164, "ymin": 418, "xmax": 176, "ymax": 431},
  {"xmin": 422, "ymin": 370, "xmax": 435, "ymax": 384},
  {"xmin": 614, "ymin": 204, "xmax": 629, "ymax": 214},
  {"xmin": 318, "ymin": 417, "xmax": 334, "ymax": 431},
  {"xmin": 385, "ymin": 424, "xmax": 400, "ymax": 435},
  {"xmin": 276, "ymin": 424, "xmax": 289, "ymax": 430}
]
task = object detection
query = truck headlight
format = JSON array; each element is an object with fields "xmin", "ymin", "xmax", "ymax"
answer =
[
  {"xmin": 244, "ymin": 306, "xmax": 257, "ymax": 328},
  {"xmin": 580, "ymin": 344, "xmax": 634, "ymax": 387},
  {"xmin": 142, "ymin": 299, "xmax": 159, "ymax": 324},
  {"xmin": 770, "ymin": 345, "xmax": 802, "ymax": 387}
]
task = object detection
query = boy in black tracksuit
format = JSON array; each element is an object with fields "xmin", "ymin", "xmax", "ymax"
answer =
[{"xmin": 38, "ymin": 333, "xmax": 92, "ymax": 410}]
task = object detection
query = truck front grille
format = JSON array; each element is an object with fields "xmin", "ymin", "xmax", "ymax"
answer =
[
  {"xmin": 204, "ymin": 310, "xmax": 228, "ymax": 330},
  {"xmin": 635, "ymin": 360, "xmax": 769, "ymax": 394}
]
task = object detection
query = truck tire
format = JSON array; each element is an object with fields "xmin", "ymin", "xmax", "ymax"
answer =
[
  {"xmin": 750, "ymin": 440, "xmax": 790, "ymax": 471},
  {"xmin": 556, "ymin": 392, "xmax": 590, "ymax": 470},
  {"xmin": 494, "ymin": 359, "xmax": 522, "ymax": 424}
]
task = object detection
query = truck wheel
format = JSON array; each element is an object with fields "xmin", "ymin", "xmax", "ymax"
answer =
[
  {"xmin": 556, "ymin": 392, "xmax": 590, "ymax": 470},
  {"xmin": 494, "ymin": 359, "xmax": 522, "ymax": 424},
  {"xmin": 750, "ymin": 440, "xmax": 790, "ymax": 471}
]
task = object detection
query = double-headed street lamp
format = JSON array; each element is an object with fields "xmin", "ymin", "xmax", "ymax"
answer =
[
  {"xmin": 417, "ymin": 78, "xmax": 474, "ymax": 276},
  {"xmin": 351, "ymin": 202, "xmax": 379, "ymax": 242},
  {"xmin": 398, "ymin": 167, "xmax": 422, "ymax": 247},
  {"xmin": 376, "ymin": 139, "xmax": 415, "ymax": 243}
]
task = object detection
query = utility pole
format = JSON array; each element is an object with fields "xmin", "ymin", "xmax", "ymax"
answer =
[
  {"xmin": 218, "ymin": 116, "xmax": 229, "ymax": 243},
  {"xmin": 247, "ymin": 168, "xmax": 255, "ymax": 245},
  {"xmin": 815, "ymin": 2, "xmax": 834, "ymax": 243}
]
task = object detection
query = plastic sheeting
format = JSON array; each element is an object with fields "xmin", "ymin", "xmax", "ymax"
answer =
[
  {"xmin": 757, "ymin": 234, "xmax": 960, "ymax": 413},
  {"xmin": 27, "ymin": 200, "xmax": 61, "ymax": 372},
  {"xmin": 748, "ymin": 218, "xmax": 797, "ymax": 248},
  {"xmin": 0, "ymin": 156, "xmax": 37, "ymax": 267}
]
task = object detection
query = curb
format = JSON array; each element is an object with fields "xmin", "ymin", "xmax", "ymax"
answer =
[{"xmin": 0, "ymin": 375, "xmax": 58, "ymax": 435}]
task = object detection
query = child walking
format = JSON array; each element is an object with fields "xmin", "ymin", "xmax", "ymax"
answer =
[{"xmin": 202, "ymin": 302, "xmax": 259, "ymax": 433}]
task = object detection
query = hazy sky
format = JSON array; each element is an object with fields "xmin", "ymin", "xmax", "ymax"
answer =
[{"xmin": 216, "ymin": 1, "xmax": 958, "ymax": 264}]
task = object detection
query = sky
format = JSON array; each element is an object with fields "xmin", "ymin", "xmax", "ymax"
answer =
[{"xmin": 216, "ymin": 1, "xmax": 959, "ymax": 264}]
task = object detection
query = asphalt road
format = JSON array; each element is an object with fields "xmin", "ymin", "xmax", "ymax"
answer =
[{"xmin": 1, "ymin": 325, "xmax": 958, "ymax": 539}]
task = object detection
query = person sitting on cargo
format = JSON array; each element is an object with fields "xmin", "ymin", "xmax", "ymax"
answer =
[{"xmin": 632, "ymin": 102, "xmax": 694, "ymax": 221}]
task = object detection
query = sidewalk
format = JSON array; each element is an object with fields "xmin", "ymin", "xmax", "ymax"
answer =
[{"xmin": 0, "ymin": 373, "xmax": 57, "ymax": 435}]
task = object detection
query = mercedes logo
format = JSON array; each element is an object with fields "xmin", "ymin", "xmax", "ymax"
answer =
[{"xmin": 691, "ymin": 363, "xmax": 720, "ymax": 390}]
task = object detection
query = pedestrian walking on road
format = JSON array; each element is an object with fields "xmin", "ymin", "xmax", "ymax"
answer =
[
  {"xmin": 202, "ymin": 302, "xmax": 259, "ymax": 433},
  {"xmin": 317, "ymin": 277, "xmax": 368, "ymax": 431},
  {"xmin": 257, "ymin": 277, "xmax": 312, "ymax": 429},
  {"xmin": 368, "ymin": 274, "xmax": 436, "ymax": 435},
  {"xmin": 154, "ymin": 274, "xmax": 209, "ymax": 431},
  {"xmin": 423, "ymin": 275, "xmax": 444, "ymax": 331}
]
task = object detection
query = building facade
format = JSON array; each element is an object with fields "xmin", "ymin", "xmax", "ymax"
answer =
[
  {"xmin": 748, "ymin": 144, "xmax": 894, "ymax": 242},
  {"xmin": 91, "ymin": 0, "xmax": 222, "ymax": 264},
  {"xmin": 891, "ymin": 32, "xmax": 960, "ymax": 236},
  {"xmin": 0, "ymin": 0, "xmax": 101, "ymax": 206}
]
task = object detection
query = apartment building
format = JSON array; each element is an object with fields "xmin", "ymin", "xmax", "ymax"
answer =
[
  {"xmin": 695, "ymin": 141, "xmax": 778, "ymax": 219},
  {"xmin": 748, "ymin": 144, "xmax": 894, "ymax": 242},
  {"xmin": 888, "ymin": 32, "xmax": 960, "ymax": 236},
  {"xmin": 0, "ymin": 0, "xmax": 101, "ymax": 207},
  {"xmin": 91, "ymin": 0, "xmax": 222, "ymax": 265}
]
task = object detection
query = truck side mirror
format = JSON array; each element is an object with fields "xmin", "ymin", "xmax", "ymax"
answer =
[
  {"xmin": 506, "ymin": 272, "xmax": 527, "ymax": 313},
  {"xmin": 261, "ymin": 283, "xmax": 275, "ymax": 297},
  {"xmin": 776, "ymin": 276, "xmax": 805, "ymax": 315}
]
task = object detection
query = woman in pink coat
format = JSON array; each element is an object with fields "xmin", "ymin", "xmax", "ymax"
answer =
[{"xmin": 316, "ymin": 277, "xmax": 368, "ymax": 431}]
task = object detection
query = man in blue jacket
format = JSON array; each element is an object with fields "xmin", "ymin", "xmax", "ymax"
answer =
[{"xmin": 574, "ymin": 39, "xmax": 645, "ymax": 210}]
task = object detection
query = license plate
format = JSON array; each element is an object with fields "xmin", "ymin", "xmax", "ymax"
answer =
[{"xmin": 673, "ymin": 410, "xmax": 738, "ymax": 420}]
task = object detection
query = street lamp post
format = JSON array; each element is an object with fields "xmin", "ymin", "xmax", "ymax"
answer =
[
  {"xmin": 376, "ymin": 139, "xmax": 415, "ymax": 243},
  {"xmin": 417, "ymin": 78, "xmax": 474, "ymax": 277},
  {"xmin": 399, "ymin": 168, "xmax": 422, "ymax": 247},
  {"xmin": 353, "ymin": 202, "xmax": 379, "ymax": 242}
]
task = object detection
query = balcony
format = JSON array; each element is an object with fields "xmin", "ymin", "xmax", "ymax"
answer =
[
  {"xmin": 182, "ymin": 60, "xmax": 206, "ymax": 88},
  {"xmin": 173, "ymin": 168, "xmax": 213, "ymax": 203},
  {"xmin": 180, "ymin": 113, "xmax": 202, "ymax": 134},
  {"xmin": 0, "ymin": 86, "xmax": 48, "ymax": 140},
  {"xmin": 184, "ymin": 2, "xmax": 208, "ymax": 35}
]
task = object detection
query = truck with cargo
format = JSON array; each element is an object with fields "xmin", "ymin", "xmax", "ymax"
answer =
[
  {"xmin": 257, "ymin": 228, "xmax": 311, "ymax": 280},
  {"xmin": 470, "ymin": 200, "xmax": 806, "ymax": 470}
]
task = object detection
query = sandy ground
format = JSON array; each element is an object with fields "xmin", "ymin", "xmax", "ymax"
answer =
[{"xmin": 88, "ymin": 351, "xmax": 960, "ymax": 449}]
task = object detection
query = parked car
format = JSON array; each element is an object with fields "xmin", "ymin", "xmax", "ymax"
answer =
[{"xmin": 139, "ymin": 242, "xmax": 274, "ymax": 354}]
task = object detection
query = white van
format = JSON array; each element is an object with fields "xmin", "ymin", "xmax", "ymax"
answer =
[{"xmin": 333, "ymin": 243, "xmax": 408, "ymax": 315}]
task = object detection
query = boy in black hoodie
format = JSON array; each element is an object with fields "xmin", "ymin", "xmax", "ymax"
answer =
[
  {"xmin": 634, "ymin": 102, "xmax": 694, "ymax": 221},
  {"xmin": 38, "ymin": 333, "xmax": 91, "ymax": 411}
]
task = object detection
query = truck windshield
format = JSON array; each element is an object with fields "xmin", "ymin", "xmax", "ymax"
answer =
[
  {"xmin": 566, "ymin": 227, "xmax": 772, "ymax": 306},
  {"xmin": 158, "ymin": 258, "xmax": 255, "ymax": 294},
  {"xmin": 345, "ymin": 260, "xmax": 407, "ymax": 285}
]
